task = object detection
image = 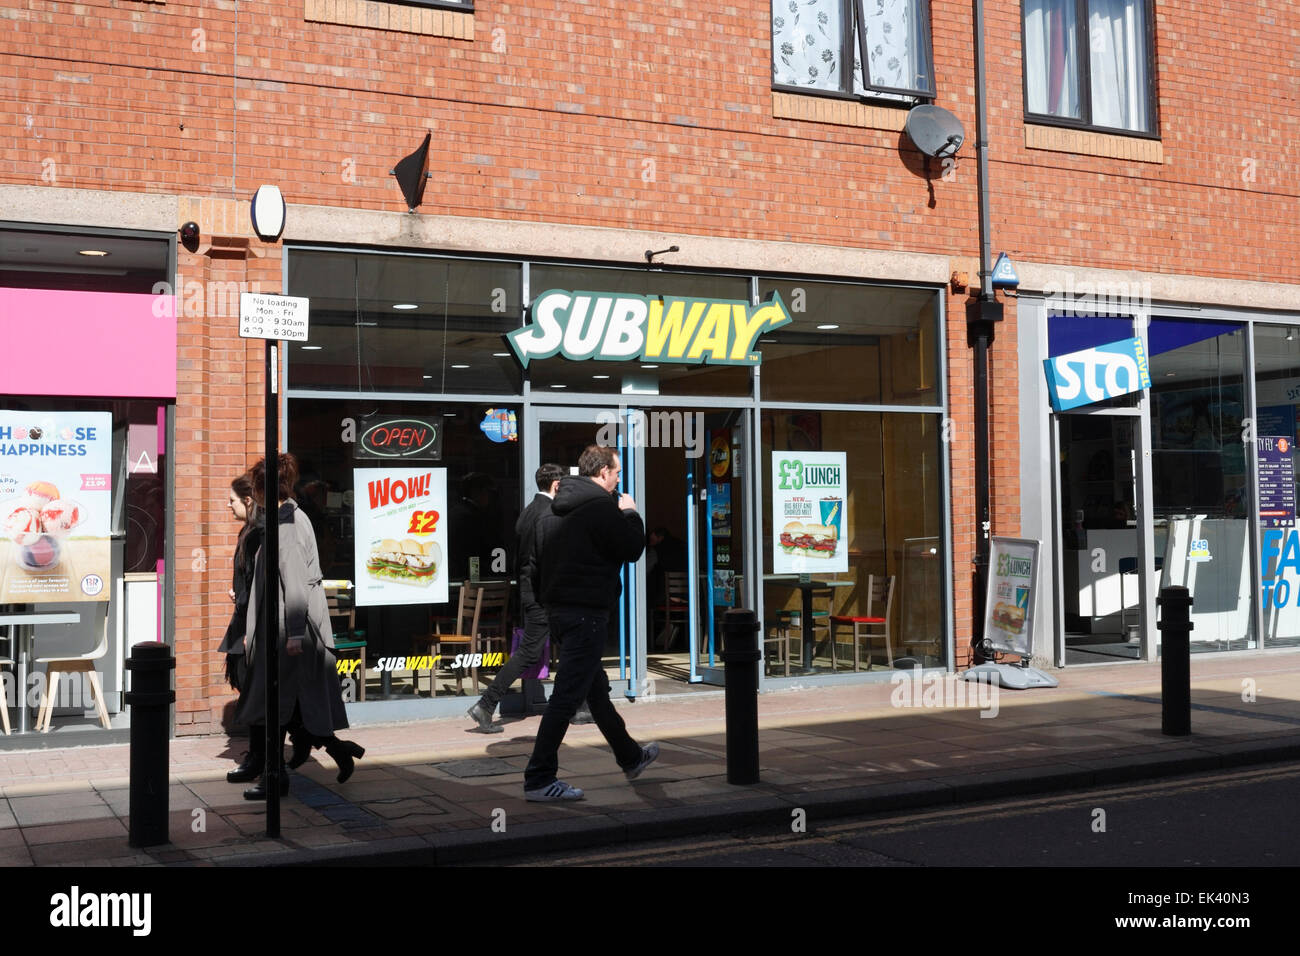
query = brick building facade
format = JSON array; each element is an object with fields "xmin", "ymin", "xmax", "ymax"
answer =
[{"xmin": 3, "ymin": 1, "xmax": 1297, "ymax": 740}]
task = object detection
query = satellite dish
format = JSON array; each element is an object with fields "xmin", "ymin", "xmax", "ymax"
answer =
[{"xmin": 905, "ymin": 105, "xmax": 965, "ymax": 159}]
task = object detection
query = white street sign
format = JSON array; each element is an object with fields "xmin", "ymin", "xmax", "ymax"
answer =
[{"xmin": 239, "ymin": 293, "xmax": 310, "ymax": 341}]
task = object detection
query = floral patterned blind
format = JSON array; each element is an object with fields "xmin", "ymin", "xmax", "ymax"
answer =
[{"xmin": 772, "ymin": 0, "xmax": 933, "ymax": 97}]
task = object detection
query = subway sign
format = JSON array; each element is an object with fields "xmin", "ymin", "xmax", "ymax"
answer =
[
  {"xmin": 507, "ymin": 290, "xmax": 793, "ymax": 367},
  {"xmin": 355, "ymin": 415, "xmax": 442, "ymax": 461},
  {"xmin": 1043, "ymin": 337, "xmax": 1151, "ymax": 411}
]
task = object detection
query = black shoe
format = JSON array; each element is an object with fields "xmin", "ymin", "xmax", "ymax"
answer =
[
  {"xmin": 286, "ymin": 733, "xmax": 313, "ymax": 770},
  {"xmin": 243, "ymin": 772, "xmax": 290, "ymax": 800},
  {"xmin": 467, "ymin": 700, "xmax": 502, "ymax": 734},
  {"xmin": 227, "ymin": 751, "xmax": 263, "ymax": 784},
  {"xmin": 325, "ymin": 739, "xmax": 365, "ymax": 784}
]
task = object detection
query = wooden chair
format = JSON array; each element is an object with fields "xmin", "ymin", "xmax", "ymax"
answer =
[
  {"xmin": 655, "ymin": 571, "xmax": 690, "ymax": 651},
  {"xmin": 325, "ymin": 586, "xmax": 367, "ymax": 701},
  {"xmin": 830, "ymin": 574, "xmax": 896, "ymax": 671},
  {"xmin": 419, "ymin": 581, "xmax": 510, "ymax": 695},
  {"xmin": 764, "ymin": 610, "xmax": 802, "ymax": 677},
  {"xmin": 34, "ymin": 612, "xmax": 111, "ymax": 732}
]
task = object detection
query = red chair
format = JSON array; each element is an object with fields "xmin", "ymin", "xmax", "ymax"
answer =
[{"xmin": 830, "ymin": 575, "xmax": 895, "ymax": 671}]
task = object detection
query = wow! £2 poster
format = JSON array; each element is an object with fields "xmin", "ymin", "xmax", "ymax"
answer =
[
  {"xmin": 0, "ymin": 410, "xmax": 113, "ymax": 603},
  {"xmin": 353, "ymin": 467, "xmax": 449, "ymax": 607}
]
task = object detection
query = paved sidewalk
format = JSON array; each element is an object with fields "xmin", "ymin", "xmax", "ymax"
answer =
[{"xmin": 2, "ymin": 654, "xmax": 1300, "ymax": 866}]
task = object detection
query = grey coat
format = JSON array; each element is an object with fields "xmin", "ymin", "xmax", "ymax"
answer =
[{"xmin": 235, "ymin": 500, "xmax": 348, "ymax": 737}]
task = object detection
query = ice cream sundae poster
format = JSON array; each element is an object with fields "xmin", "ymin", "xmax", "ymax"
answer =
[
  {"xmin": 353, "ymin": 467, "xmax": 449, "ymax": 607},
  {"xmin": 771, "ymin": 451, "xmax": 848, "ymax": 574},
  {"xmin": 0, "ymin": 410, "xmax": 112, "ymax": 603}
]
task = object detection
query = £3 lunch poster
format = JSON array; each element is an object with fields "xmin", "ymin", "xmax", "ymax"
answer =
[
  {"xmin": 353, "ymin": 467, "xmax": 449, "ymax": 607},
  {"xmin": 984, "ymin": 537, "xmax": 1040, "ymax": 658},
  {"xmin": 0, "ymin": 410, "xmax": 113, "ymax": 603},
  {"xmin": 771, "ymin": 452, "xmax": 848, "ymax": 574}
]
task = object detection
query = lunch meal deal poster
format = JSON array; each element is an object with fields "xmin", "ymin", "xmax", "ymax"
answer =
[
  {"xmin": 0, "ymin": 410, "xmax": 112, "ymax": 603},
  {"xmin": 353, "ymin": 467, "xmax": 449, "ymax": 607},
  {"xmin": 984, "ymin": 537, "xmax": 1039, "ymax": 657},
  {"xmin": 771, "ymin": 451, "xmax": 848, "ymax": 574}
]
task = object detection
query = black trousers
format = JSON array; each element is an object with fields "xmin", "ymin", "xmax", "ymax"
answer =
[
  {"xmin": 523, "ymin": 607, "xmax": 642, "ymax": 790},
  {"xmin": 479, "ymin": 603, "xmax": 549, "ymax": 710}
]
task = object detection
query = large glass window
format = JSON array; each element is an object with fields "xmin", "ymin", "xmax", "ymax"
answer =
[
  {"xmin": 772, "ymin": 0, "xmax": 936, "ymax": 99},
  {"xmin": 287, "ymin": 251, "xmax": 523, "ymax": 395},
  {"xmin": 1023, "ymin": 0, "xmax": 1155, "ymax": 134},
  {"xmin": 757, "ymin": 280, "xmax": 940, "ymax": 405},
  {"xmin": 287, "ymin": 397, "xmax": 522, "ymax": 700},
  {"xmin": 1148, "ymin": 319, "xmax": 1252, "ymax": 651},
  {"xmin": 760, "ymin": 409, "xmax": 945, "ymax": 673}
]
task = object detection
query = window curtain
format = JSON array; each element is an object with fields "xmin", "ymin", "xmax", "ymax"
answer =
[
  {"xmin": 1024, "ymin": 0, "xmax": 1080, "ymax": 118},
  {"xmin": 773, "ymin": 0, "xmax": 844, "ymax": 91},
  {"xmin": 1089, "ymin": 0, "xmax": 1149, "ymax": 131},
  {"xmin": 857, "ymin": 0, "xmax": 932, "ymax": 95}
]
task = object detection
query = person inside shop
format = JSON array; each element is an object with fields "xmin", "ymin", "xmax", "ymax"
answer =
[
  {"xmin": 646, "ymin": 526, "xmax": 688, "ymax": 647},
  {"xmin": 234, "ymin": 453, "xmax": 364, "ymax": 799}
]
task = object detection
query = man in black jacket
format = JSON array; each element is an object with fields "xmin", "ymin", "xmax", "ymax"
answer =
[
  {"xmin": 523, "ymin": 445, "xmax": 658, "ymax": 801},
  {"xmin": 467, "ymin": 463, "xmax": 566, "ymax": 732}
]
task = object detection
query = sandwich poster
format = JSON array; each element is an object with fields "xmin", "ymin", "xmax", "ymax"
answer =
[
  {"xmin": 0, "ymin": 410, "xmax": 112, "ymax": 603},
  {"xmin": 984, "ymin": 537, "xmax": 1039, "ymax": 657},
  {"xmin": 353, "ymin": 467, "xmax": 449, "ymax": 607},
  {"xmin": 771, "ymin": 451, "xmax": 847, "ymax": 574}
]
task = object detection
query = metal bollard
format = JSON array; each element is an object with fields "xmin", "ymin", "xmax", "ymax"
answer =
[
  {"xmin": 124, "ymin": 641, "xmax": 176, "ymax": 847},
  {"xmin": 1157, "ymin": 586, "xmax": 1192, "ymax": 736},
  {"xmin": 721, "ymin": 608, "xmax": 761, "ymax": 785}
]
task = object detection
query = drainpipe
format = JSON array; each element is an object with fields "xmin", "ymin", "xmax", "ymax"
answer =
[{"xmin": 968, "ymin": 0, "xmax": 1003, "ymax": 665}]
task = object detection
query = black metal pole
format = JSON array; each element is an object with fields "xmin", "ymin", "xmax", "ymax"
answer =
[
  {"xmin": 264, "ymin": 341, "xmax": 281, "ymax": 837},
  {"xmin": 969, "ymin": 0, "xmax": 997, "ymax": 666},
  {"xmin": 721, "ymin": 609, "xmax": 760, "ymax": 785},
  {"xmin": 125, "ymin": 641, "xmax": 175, "ymax": 847},
  {"xmin": 1158, "ymin": 586, "xmax": 1192, "ymax": 736}
]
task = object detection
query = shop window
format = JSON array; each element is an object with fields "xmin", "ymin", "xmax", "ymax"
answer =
[
  {"xmin": 287, "ymin": 397, "xmax": 522, "ymax": 701},
  {"xmin": 760, "ymin": 409, "xmax": 945, "ymax": 673},
  {"xmin": 757, "ymin": 280, "xmax": 940, "ymax": 406},
  {"xmin": 1148, "ymin": 319, "xmax": 1251, "ymax": 651},
  {"xmin": 525, "ymin": 265, "xmax": 752, "ymax": 397},
  {"xmin": 772, "ymin": 0, "xmax": 936, "ymax": 100},
  {"xmin": 1252, "ymin": 324, "xmax": 1300, "ymax": 651},
  {"xmin": 287, "ymin": 251, "xmax": 523, "ymax": 396},
  {"xmin": 1023, "ymin": 0, "xmax": 1156, "ymax": 135}
]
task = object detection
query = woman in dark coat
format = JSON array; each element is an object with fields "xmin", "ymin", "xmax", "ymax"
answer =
[
  {"xmin": 220, "ymin": 471, "xmax": 265, "ymax": 782},
  {"xmin": 235, "ymin": 453, "xmax": 363, "ymax": 798}
]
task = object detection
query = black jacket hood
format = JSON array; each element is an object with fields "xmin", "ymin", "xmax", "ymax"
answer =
[{"xmin": 552, "ymin": 475, "xmax": 612, "ymax": 515}]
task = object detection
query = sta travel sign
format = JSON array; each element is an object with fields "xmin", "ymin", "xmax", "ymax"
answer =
[
  {"xmin": 1043, "ymin": 336, "xmax": 1151, "ymax": 411},
  {"xmin": 507, "ymin": 290, "xmax": 794, "ymax": 367}
]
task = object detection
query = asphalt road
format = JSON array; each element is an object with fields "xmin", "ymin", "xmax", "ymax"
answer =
[{"xmin": 476, "ymin": 762, "xmax": 1300, "ymax": 868}]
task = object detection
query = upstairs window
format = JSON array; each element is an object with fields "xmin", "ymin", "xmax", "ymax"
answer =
[
  {"xmin": 772, "ymin": 0, "xmax": 936, "ymax": 100},
  {"xmin": 1023, "ymin": 0, "xmax": 1156, "ymax": 134}
]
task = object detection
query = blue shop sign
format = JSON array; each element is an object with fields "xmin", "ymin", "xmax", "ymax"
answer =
[{"xmin": 1043, "ymin": 336, "xmax": 1151, "ymax": 411}]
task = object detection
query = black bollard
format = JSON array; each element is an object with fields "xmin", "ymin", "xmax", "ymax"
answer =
[
  {"xmin": 1157, "ymin": 586, "xmax": 1192, "ymax": 736},
  {"xmin": 124, "ymin": 641, "xmax": 176, "ymax": 847},
  {"xmin": 721, "ymin": 608, "xmax": 761, "ymax": 784}
]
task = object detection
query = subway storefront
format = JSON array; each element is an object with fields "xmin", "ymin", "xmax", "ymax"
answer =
[{"xmin": 282, "ymin": 248, "xmax": 953, "ymax": 715}]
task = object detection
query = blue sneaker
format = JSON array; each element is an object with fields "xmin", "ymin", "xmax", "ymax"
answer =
[
  {"xmin": 624, "ymin": 742, "xmax": 660, "ymax": 780},
  {"xmin": 524, "ymin": 780, "xmax": 585, "ymax": 802}
]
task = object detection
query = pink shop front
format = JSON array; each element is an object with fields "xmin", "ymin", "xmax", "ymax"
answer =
[{"xmin": 1, "ymin": 227, "xmax": 176, "ymax": 746}]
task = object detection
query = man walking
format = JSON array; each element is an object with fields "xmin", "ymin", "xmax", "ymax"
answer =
[
  {"xmin": 467, "ymin": 463, "xmax": 568, "ymax": 733},
  {"xmin": 523, "ymin": 445, "xmax": 658, "ymax": 801}
]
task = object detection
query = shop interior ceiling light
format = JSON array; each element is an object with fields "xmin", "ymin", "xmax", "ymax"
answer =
[
  {"xmin": 249, "ymin": 185, "xmax": 287, "ymax": 242},
  {"xmin": 78, "ymin": 249, "xmax": 109, "ymax": 257},
  {"xmin": 393, "ymin": 303, "xmax": 419, "ymax": 310}
]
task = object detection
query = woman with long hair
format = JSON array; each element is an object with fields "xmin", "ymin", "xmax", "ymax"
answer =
[
  {"xmin": 220, "ymin": 471, "xmax": 265, "ymax": 782},
  {"xmin": 235, "ymin": 453, "xmax": 363, "ymax": 799}
]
